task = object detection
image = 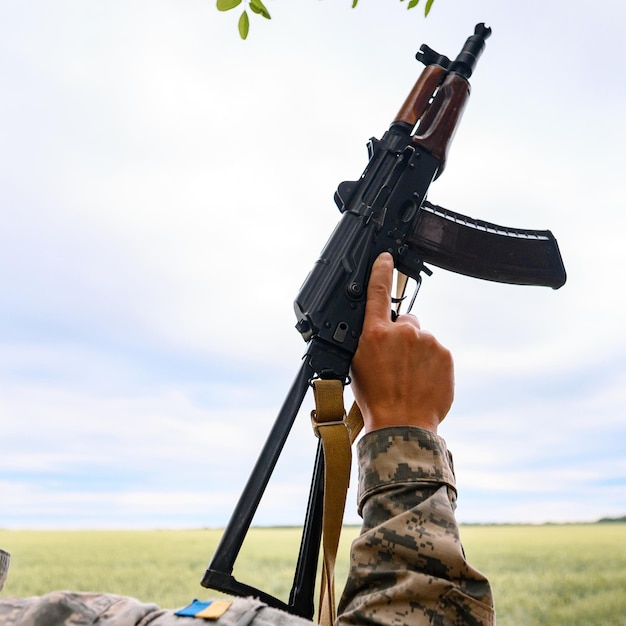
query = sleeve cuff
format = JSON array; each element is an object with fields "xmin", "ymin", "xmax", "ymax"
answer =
[{"xmin": 357, "ymin": 426, "xmax": 456, "ymax": 507}]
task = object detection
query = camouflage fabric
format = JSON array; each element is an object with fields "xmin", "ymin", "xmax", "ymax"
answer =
[
  {"xmin": 0, "ymin": 593, "xmax": 313, "ymax": 625},
  {"xmin": 0, "ymin": 549, "xmax": 9, "ymax": 592},
  {"xmin": 336, "ymin": 426, "xmax": 495, "ymax": 625},
  {"xmin": 0, "ymin": 426, "xmax": 494, "ymax": 625}
]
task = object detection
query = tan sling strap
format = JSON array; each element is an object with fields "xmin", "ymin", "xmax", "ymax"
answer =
[{"xmin": 310, "ymin": 379, "xmax": 364, "ymax": 626}]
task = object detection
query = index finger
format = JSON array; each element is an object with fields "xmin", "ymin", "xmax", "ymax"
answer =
[{"xmin": 363, "ymin": 252, "xmax": 394, "ymax": 325}]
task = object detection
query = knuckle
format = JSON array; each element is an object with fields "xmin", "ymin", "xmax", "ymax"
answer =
[{"xmin": 362, "ymin": 319, "xmax": 389, "ymax": 342}]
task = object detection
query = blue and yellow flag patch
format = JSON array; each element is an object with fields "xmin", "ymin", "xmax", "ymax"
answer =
[{"xmin": 175, "ymin": 599, "xmax": 233, "ymax": 620}]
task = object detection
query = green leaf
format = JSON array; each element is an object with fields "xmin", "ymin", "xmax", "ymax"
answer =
[
  {"xmin": 250, "ymin": 0, "xmax": 271, "ymax": 19},
  {"xmin": 352, "ymin": 0, "xmax": 359, "ymax": 7},
  {"xmin": 216, "ymin": 0, "xmax": 242, "ymax": 12},
  {"xmin": 424, "ymin": 0, "xmax": 435, "ymax": 16},
  {"xmin": 238, "ymin": 9, "xmax": 249, "ymax": 39},
  {"xmin": 408, "ymin": 0, "xmax": 420, "ymax": 9}
]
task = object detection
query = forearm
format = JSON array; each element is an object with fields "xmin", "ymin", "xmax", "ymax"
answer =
[{"xmin": 336, "ymin": 427, "xmax": 494, "ymax": 626}]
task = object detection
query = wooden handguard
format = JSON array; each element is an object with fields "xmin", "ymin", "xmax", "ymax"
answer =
[
  {"xmin": 394, "ymin": 64, "xmax": 448, "ymax": 128},
  {"xmin": 412, "ymin": 72, "xmax": 470, "ymax": 169}
]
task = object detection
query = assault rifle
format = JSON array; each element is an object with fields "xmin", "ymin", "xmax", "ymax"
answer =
[{"xmin": 201, "ymin": 24, "xmax": 566, "ymax": 620}]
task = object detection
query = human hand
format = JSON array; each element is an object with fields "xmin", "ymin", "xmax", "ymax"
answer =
[{"xmin": 350, "ymin": 253, "xmax": 454, "ymax": 434}]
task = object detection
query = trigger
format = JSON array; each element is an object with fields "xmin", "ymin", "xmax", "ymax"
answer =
[{"xmin": 392, "ymin": 271, "xmax": 410, "ymax": 316}]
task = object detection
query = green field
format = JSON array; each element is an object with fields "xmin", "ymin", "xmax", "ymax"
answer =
[{"xmin": 1, "ymin": 524, "xmax": 625, "ymax": 625}]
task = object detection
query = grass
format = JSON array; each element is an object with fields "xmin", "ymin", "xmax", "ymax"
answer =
[
  {"xmin": 460, "ymin": 524, "xmax": 626, "ymax": 625},
  {"xmin": 1, "ymin": 524, "xmax": 625, "ymax": 625}
]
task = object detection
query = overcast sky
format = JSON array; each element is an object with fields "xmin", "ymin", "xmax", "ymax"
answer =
[{"xmin": 1, "ymin": 0, "xmax": 625, "ymax": 532}]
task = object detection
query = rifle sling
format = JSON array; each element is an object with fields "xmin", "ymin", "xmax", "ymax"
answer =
[{"xmin": 311, "ymin": 379, "xmax": 363, "ymax": 626}]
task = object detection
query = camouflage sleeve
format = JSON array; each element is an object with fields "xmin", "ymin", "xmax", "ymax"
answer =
[{"xmin": 336, "ymin": 426, "xmax": 495, "ymax": 626}]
